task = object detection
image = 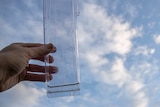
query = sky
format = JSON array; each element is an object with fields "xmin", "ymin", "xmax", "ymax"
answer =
[{"xmin": 1, "ymin": 0, "xmax": 160, "ymax": 107}]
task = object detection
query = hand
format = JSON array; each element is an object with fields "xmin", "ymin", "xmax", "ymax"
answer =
[{"xmin": 0, "ymin": 43, "xmax": 57, "ymax": 92}]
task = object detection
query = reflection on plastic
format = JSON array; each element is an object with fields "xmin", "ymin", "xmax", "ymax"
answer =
[{"xmin": 43, "ymin": 0, "xmax": 80, "ymax": 98}]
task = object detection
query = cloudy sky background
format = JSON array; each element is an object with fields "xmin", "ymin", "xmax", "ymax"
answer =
[{"xmin": 1, "ymin": 0, "xmax": 160, "ymax": 107}]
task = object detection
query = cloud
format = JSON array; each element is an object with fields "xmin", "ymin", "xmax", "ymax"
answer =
[
  {"xmin": 122, "ymin": 2, "xmax": 139, "ymax": 18},
  {"xmin": 0, "ymin": 1, "xmax": 47, "ymax": 107},
  {"xmin": 78, "ymin": 3, "xmax": 141, "ymax": 56},
  {"xmin": 0, "ymin": 82, "xmax": 45, "ymax": 107},
  {"xmin": 0, "ymin": 0, "xmax": 43, "ymax": 49},
  {"xmin": 1, "ymin": 0, "xmax": 159, "ymax": 107},
  {"xmin": 78, "ymin": 2, "xmax": 149, "ymax": 107},
  {"xmin": 154, "ymin": 34, "xmax": 160, "ymax": 44},
  {"xmin": 96, "ymin": 58, "xmax": 148, "ymax": 107},
  {"xmin": 133, "ymin": 46, "xmax": 155, "ymax": 56},
  {"xmin": 78, "ymin": 1, "xmax": 141, "ymax": 83}
]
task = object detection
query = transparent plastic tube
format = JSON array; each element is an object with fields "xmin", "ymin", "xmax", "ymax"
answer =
[{"xmin": 43, "ymin": 0, "xmax": 80, "ymax": 98}]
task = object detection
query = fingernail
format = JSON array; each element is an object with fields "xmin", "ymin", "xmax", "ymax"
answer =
[
  {"xmin": 46, "ymin": 43, "xmax": 56, "ymax": 52},
  {"xmin": 46, "ymin": 43, "xmax": 53, "ymax": 49},
  {"xmin": 51, "ymin": 67, "xmax": 58, "ymax": 73},
  {"xmin": 52, "ymin": 47, "xmax": 56, "ymax": 53},
  {"xmin": 49, "ymin": 75, "xmax": 53, "ymax": 80}
]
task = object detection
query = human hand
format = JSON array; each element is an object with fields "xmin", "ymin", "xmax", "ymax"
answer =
[{"xmin": 0, "ymin": 43, "xmax": 57, "ymax": 92}]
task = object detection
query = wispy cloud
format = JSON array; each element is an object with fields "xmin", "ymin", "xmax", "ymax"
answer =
[
  {"xmin": 1, "ymin": 0, "xmax": 160, "ymax": 107},
  {"xmin": 0, "ymin": 0, "xmax": 43, "ymax": 49},
  {"xmin": 0, "ymin": 82, "xmax": 45, "ymax": 107},
  {"xmin": 78, "ymin": 2, "xmax": 148, "ymax": 107},
  {"xmin": 154, "ymin": 34, "xmax": 160, "ymax": 44},
  {"xmin": 0, "ymin": 1, "xmax": 46, "ymax": 107},
  {"xmin": 133, "ymin": 46, "xmax": 155, "ymax": 56},
  {"xmin": 78, "ymin": 3, "xmax": 141, "ymax": 56}
]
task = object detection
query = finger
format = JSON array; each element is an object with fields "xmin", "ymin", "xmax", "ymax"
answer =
[
  {"xmin": 32, "ymin": 55, "xmax": 54, "ymax": 63},
  {"xmin": 27, "ymin": 43, "xmax": 56, "ymax": 58},
  {"xmin": 45, "ymin": 55, "xmax": 54, "ymax": 63},
  {"xmin": 28, "ymin": 64, "xmax": 58, "ymax": 73},
  {"xmin": 20, "ymin": 43, "xmax": 43, "ymax": 47},
  {"xmin": 24, "ymin": 73, "xmax": 53, "ymax": 82}
]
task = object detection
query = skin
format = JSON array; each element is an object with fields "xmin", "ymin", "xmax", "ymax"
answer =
[{"xmin": 0, "ymin": 43, "xmax": 57, "ymax": 92}]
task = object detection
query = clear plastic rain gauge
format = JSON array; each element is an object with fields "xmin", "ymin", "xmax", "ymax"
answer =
[{"xmin": 43, "ymin": 0, "xmax": 80, "ymax": 98}]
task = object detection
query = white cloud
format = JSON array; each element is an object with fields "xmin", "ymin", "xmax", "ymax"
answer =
[
  {"xmin": 0, "ymin": 82, "xmax": 45, "ymax": 107},
  {"xmin": 96, "ymin": 58, "xmax": 130, "ymax": 87},
  {"xmin": 148, "ymin": 22, "xmax": 155, "ymax": 29},
  {"xmin": 78, "ymin": 1, "xmax": 141, "ymax": 83},
  {"xmin": 125, "ymin": 81, "xmax": 148, "ymax": 107},
  {"xmin": 0, "ymin": 1, "xmax": 47, "ymax": 107},
  {"xmin": 133, "ymin": 46, "xmax": 155, "ymax": 56},
  {"xmin": 154, "ymin": 34, "xmax": 160, "ymax": 44},
  {"xmin": 0, "ymin": 0, "xmax": 43, "ymax": 49},
  {"xmin": 124, "ymin": 3, "xmax": 138, "ymax": 18},
  {"xmin": 78, "ymin": 3, "xmax": 141, "ymax": 56},
  {"xmin": 78, "ymin": 2, "xmax": 148, "ymax": 107},
  {"xmin": 1, "ymin": 0, "xmax": 159, "ymax": 107}
]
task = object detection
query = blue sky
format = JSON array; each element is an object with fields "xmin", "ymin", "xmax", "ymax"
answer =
[{"xmin": 1, "ymin": 0, "xmax": 160, "ymax": 107}]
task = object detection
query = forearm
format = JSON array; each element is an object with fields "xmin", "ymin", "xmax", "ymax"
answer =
[
  {"xmin": 0, "ymin": 53, "xmax": 8, "ymax": 92},
  {"xmin": 0, "ymin": 67, "xmax": 3, "ymax": 92},
  {"xmin": 0, "ymin": 54, "xmax": 4, "ymax": 80}
]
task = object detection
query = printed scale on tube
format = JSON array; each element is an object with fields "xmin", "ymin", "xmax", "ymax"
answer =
[{"xmin": 43, "ymin": 0, "xmax": 80, "ymax": 98}]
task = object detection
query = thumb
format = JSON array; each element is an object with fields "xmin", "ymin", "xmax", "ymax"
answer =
[{"xmin": 28, "ymin": 43, "xmax": 56, "ymax": 58}]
